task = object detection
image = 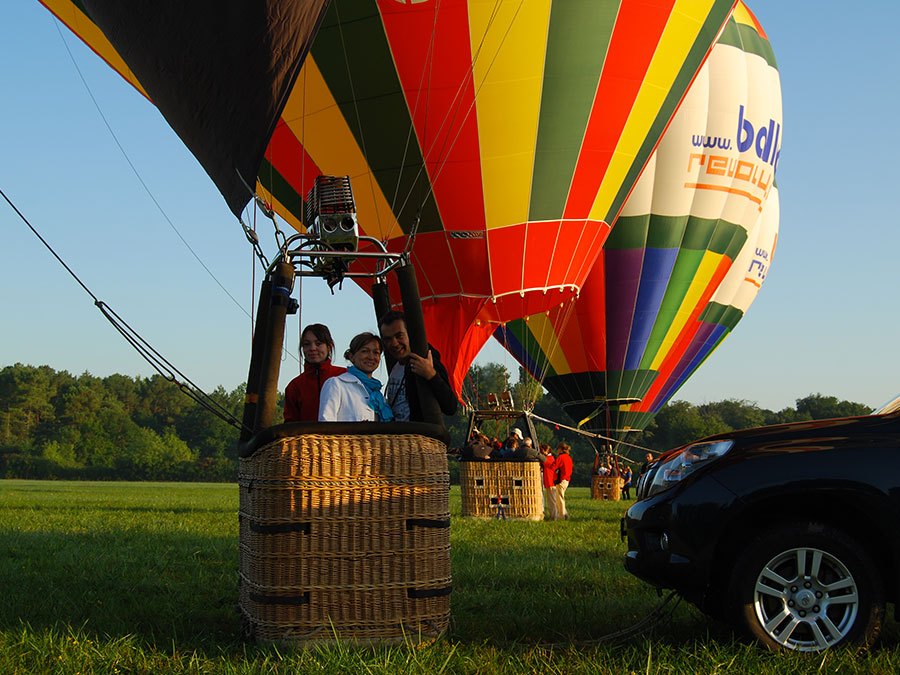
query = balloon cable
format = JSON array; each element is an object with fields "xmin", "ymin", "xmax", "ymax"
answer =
[
  {"xmin": 0, "ymin": 185, "xmax": 250, "ymax": 434},
  {"xmin": 527, "ymin": 412, "xmax": 654, "ymax": 457},
  {"xmin": 52, "ymin": 17, "xmax": 250, "ymax": 322}
]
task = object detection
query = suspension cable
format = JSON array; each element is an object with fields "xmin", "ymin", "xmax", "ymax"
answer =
[
  {"xmin": 53, "ymin": 18, "xmax": 251, "ymax": 321},
  {"xmin": 1, "ymin": 185, "xmax": 250, "ymax": 434},
  {"xmin": 528, "ymin": 412, "xmax": 654, "ymax": 456}
]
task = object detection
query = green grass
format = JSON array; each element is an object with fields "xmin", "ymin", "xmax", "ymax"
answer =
[{"xmin": 0, "ymin": 480, "xmax": 898, "ymax": 673}]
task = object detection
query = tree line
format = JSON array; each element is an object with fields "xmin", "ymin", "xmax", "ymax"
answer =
[{"xmin": 0, "ymin": 362, "xmax": 874, "ymax": 485}]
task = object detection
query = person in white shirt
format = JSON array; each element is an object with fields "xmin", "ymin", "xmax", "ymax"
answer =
[{"xmin": 319, "ymin": 333, "xmax": 394, "ymax": 422}]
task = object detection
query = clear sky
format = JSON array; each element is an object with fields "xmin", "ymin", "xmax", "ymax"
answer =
[{"xmin": 1, "ymin": 2, "xmax": 898, "ymax": 413}]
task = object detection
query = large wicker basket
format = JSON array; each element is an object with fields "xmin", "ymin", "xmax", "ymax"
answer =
[
  {"xmin": 591, "ymin": 474, "xmax": 622, "ymax": 501},
  {"xmin": 458, "ymin": 460, "xmax": 544, "ymax": 520},
  {"xmin": 238, "ymin": 423, "xmax": 451, "ymax": 646}
]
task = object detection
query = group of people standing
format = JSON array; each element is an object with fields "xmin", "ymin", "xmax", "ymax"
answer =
[
  {"xmin": 282, "ymin": 312, "xmax": 458, "ymax": 425},
  {"xmin": 461, "ymin": 427, "xmax": 541, "ymax": 461},
  {"xmin": 539, "ymin": 442, "xmax": 573, "ymax": 521},
  {"xmin": 593, "ymin": 455, "xmax": 634, "ymax": 500},
  {"xmin": 460, "ymin": 430, "xmax": 573, "ymax": 521}
]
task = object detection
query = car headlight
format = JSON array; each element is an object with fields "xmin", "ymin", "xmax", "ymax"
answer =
[{"xmin": 646, "ymin": 440, "xmax": 734, "ymax": 497}]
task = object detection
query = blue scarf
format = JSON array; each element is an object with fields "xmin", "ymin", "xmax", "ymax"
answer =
[{"xmin": 347, "ymin": 366, "xmax": 394, "ymax": 422}]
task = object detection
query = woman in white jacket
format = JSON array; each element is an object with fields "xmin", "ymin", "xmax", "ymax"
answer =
[{"xmin": 318, "ymin": 332, "xmax": 394, "ymax": 422}]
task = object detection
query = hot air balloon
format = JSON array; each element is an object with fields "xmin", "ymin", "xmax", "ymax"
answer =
[
  {"xmin": 496, "ymin": 3, "xmax": 781, "ymax": 447},
  {"xmin": 39, "ymin": 0, "xmax": 739, "ymax": 397}
]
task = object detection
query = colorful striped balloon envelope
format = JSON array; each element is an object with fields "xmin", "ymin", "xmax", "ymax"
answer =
[
  {"xmin": 496, "ymin": 3, "xmax": 781, "ymax": 443},
  {"xmin": 40, "ymin": 0, "xmax": 739, "ymax": 393}
]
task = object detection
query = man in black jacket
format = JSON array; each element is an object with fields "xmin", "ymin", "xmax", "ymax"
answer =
[{"xmin": 379, "ymin": 310, "xmax": 458, "ymax": 422}]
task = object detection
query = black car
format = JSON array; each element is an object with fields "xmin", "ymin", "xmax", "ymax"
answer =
[{"xmin": 622, "ymin": 397, "xmax": 900, "ymax": 652}]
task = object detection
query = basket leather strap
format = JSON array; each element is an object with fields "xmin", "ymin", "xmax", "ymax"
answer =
[
  {"xmin": 249, "ymin": 521, "xmax": 311, "ymax": 534},
  {"xmin": 407, "ymin": 585, "xmax": 452, "ymax": 599},
  {"xmin": 405, "ymin": 518, "xmax": 450, "ymax": 530},
  {"xmin": 249, "ymin": 592, "xmax": 309, "ymax": 605}
]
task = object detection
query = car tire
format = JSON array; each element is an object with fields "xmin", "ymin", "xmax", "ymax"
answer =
[{"xmin": 729, "ymin": 522, "xmax": 884, "ymax": 652}]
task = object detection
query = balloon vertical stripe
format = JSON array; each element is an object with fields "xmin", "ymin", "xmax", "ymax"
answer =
[
  {"xmin": 378, "ymin": 0, "xmax": 487, "ymax": 237},
  {"xmin": 468, "ymin": 0, "xmax": 552, "ymax": 233},
  {"xmin": 623, "ymin": 247, "xmax": 681, "ymax": 370},
  {"xmin": 39, "ymin": 0, "xmax": 149, "ymax": 98},
  {"xmin": 279, "ymin": 58, "xmax": 404, "ymax": 241},
  {"xmin": 528, "ymin": 0, "xmax": 621, "ymax": 223},
  {"xmin": 563, "ymin": 0, "xmax": 679, "ymax": 221},
  {"xmin": 310, "ymin": 1, "xmax": 443, "ymax": 236},
  {"xmin": 587, "ymin": 0, "xmax": 736, "ymax": 224}
]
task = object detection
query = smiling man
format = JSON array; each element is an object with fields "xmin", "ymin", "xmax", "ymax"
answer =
[{"xmin": 378, "ymin": 310, "xmax": 458, "ymax": 423}]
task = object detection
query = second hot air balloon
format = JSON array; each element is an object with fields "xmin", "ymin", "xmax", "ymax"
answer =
[{"xmin": 497, "ymin": 3, "xmax": 782, "ymax": 446}]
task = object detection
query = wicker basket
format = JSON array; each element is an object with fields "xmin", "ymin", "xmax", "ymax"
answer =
[
  {"xmin": 591, "ymin": 475, "xmax": 622, "ymax": 501},
  {"xmin": 239, "ymin": 430, "xmax": 450, "ymax": 646},
  {"xmin": 459, "ymin": 460, "xmax": 544, "ymax": 521}
]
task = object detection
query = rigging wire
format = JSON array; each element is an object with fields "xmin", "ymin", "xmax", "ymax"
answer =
[
  {"xmin": 528, "ymin": 411, "xmax": 654, "ymax": 456},
  {"xmin": 54, "ymin": 15, "xmax": 303, "ymax": 376},
  {"xmin": 0, "ymin": 186, "xmax": 250, "ymax": 434},
  {"xmin": 53, "ymin": 18, "xmax": 251, "ymax": 322}
]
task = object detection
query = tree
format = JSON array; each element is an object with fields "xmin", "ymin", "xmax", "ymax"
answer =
[
  {"xmin": 698, "ymin": 399, "xmax": 766, "ymax": 431},
  {"xmin": 176, "ymin": 385, "xmax": 243, "ymax": 460},
  {"xmin": 0, "ymin": 364, "xmax": 57, "ymax": 447},
  {"xmin": 134, "ymin": 375, "xmax": 194, "ymax": 432},
  {"xmin": 651, "ymin": 400, "xmax": 730, "ymax": 451},
  {"xmin": 461, "ymin": 362, "xmax": 511, "ymax": 409},
  {"xmin": 794, "ymin": 394, "xmax": 873, "ymax": 421}
]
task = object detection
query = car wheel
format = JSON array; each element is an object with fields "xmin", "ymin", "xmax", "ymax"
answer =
[{"xmin": 729, "ymin": 523, "xmax": 884, "ymax": 652}]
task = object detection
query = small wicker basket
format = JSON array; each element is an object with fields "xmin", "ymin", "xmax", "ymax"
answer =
[
  {"xmin": 238, "ymin": 423, "xmax": 450, "ymax": 646},
  {"xmin": 591, "ymin": 474, "xmax": 622, "ymax": 501},
  {"xmin": 458, "ymin": 460, "xmax": 544, "ymax": 520}
]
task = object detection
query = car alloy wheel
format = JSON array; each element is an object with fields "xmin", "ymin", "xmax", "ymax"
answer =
[
  {"xmin": 731, "ymin": 523, "xmax": 883, "ymax": 652},
  {"xmin": 753, "ymin": 546, "xmax": 859, "ymax": 650}
]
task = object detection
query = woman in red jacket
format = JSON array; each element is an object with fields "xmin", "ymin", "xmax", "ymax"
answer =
[
  {"xmin": 283, "ymin": 324, "xmax": 346, "ymax": 422},
  {"xmin": 554, "ymin": 442, "xmax": 574, "ymax": 521},
  {"xmin": 539, "ymin": 444, "xmax": 558, "ymax": 521}
]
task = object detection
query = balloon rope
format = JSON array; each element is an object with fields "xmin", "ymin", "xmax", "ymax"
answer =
[
  {"xmin": 333, "ymin": 1, "xmax": 385, "ymax": 239},
  {"xmin": 0, "ymin": 186, "xmax": 248, "ymax": 433},
  {"xmin": 527, "ymin": 412, "xmax": 652, "ymax": 457},
  {"xmin": 51, "ymin": 17, "xmax": 250, "ymax": 320}
]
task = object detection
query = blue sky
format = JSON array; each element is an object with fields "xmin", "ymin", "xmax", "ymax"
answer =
[{"xmin": 1, "ymin": 2, "xmax": 898, "ymax": 413}]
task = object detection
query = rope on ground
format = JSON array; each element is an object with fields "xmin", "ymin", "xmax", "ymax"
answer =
[{"xmin": 541, "ymin": 591, "xmax": 682, "ymax": 650}]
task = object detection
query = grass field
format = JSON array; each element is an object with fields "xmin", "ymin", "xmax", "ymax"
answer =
[{"xmin": 1, "ymin": 479, "xmax": 898, "ymax": 674}]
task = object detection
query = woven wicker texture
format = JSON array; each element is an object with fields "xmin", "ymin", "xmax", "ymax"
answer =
[
  {"xmin": 458, "ymin": 460, "xmax": 544, "ymax": 521},
  {"xmin": 591, "ymin": 475, "xmax": 622, "ymax": 501},
  {"xmin": 239, "ymin": 432, "xmax": 450, "ymax": 646}
]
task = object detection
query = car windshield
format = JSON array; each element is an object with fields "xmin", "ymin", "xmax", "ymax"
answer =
[{"xmin": 874, "ymin": 394, "xmax": 900, "ymax": 415}]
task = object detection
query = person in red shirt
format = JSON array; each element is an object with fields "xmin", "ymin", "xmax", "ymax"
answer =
[
  {"xmin": 539, "ymin": 443, "xmax": 558, "ymax": 521},
  {"xmin": 283, "ymin": 324, "xmax": 346, "ymax": 422},
  {"xmin": 554, "ymin": 442, "xmax": 574, "ymax": 520}
]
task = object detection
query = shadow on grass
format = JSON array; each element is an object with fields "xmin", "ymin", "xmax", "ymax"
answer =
[
  {"xmin": 0, "ymin": 504, "xmax": 232, "ymax": 515},
  {"xmin": 0, "ymin": 528, "xmax": 239, "ymax": 652},
  {"xmin": 447, "ymin": 531, "xmax": 900, "ymax": 652},
  {"xmin": 2, "ymin": 518, "xmax": 897, "ymax": 656},
  {"xmin": 447, "ymin": 534, "xmax": 711, "ymax": 646}
]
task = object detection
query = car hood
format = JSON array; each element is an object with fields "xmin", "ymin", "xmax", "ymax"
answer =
[{"xmin": 690, "ymin": 411, "xmax": 900, "ymax": 459}]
